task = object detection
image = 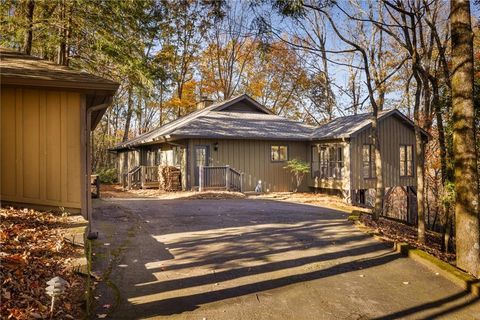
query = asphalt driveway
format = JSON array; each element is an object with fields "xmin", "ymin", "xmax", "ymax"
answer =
[{"xmin": 91, "ymin": 198, "xmax": 479, "ymax": 319}]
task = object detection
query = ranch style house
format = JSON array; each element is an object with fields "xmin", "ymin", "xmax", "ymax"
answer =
[{"xmin": 112, "ymin": 94, "xmax": 428, "ymax": 212}]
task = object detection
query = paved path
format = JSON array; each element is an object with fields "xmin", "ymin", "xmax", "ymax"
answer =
[{"xmin": 91, "ymin": 198, "xmax": 479, "ymax": 319}]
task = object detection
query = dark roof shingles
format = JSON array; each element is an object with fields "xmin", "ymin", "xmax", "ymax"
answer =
[
  {"xmin": 0, "ymin": 48, "xmax": 118, "ymax": 91},
  {"xmin": 173, "ymin": 112, "xmax": 314, "ymax": 140}
]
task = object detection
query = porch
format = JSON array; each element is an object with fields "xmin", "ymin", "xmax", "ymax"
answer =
[{"xmin": 122, "ymin": 165, "xmax": 244, "ymax": 193}]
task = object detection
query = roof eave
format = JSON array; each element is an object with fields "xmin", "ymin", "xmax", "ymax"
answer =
[{"xmin": 1, "ymin": 75, "xmax": 119, "ymax": 94}]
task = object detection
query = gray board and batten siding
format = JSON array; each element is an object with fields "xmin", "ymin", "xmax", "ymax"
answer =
[
  {"xmin": 349, "ymin": 113, "xmax": 419, "ymax": 190},
  {"xmin": 187, "ymin": 139, "xmax": 309, "ymax": 192},
  {"xmin": 113, "ymin": 94, "xmax": 427, "ymax": 194}
]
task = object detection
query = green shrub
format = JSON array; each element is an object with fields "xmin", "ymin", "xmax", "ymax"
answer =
[
  {"xmin": 96, "ymin": 167, "xmax": 118, "ymax": 184},
  {"xmin": 284, "ymin": 159, "xmax": 310, "ymax": 192}
]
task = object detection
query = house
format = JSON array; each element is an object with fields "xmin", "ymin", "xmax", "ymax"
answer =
[
  {"xmin": 0, "ymin": 48, "xmax": 119, "ymax": 219},
  {"xmin": 112, "ymin": 94, "xmax": 428, "ymax": 206}
]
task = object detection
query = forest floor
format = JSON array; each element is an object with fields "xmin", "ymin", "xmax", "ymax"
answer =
[
  {"xmin": 0, "ymin": 207, "xmax": 87, "ymax": 320},
  {"xmin": 100, "ymin": 184, "xmax": 246, "ymax": 200},
  {"xmin": 358, "ymin": 214, "xmax": 456, "ymax": 264}
]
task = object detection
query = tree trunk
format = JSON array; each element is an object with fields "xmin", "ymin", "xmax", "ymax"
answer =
[
  {"xmin": 372, "ymin": 116, "xmax": 384, "ymax": 221},
  {"xmin": 451, "ymin": 0, "xmax": 480, "ymax": 278},
  {"xmin": 57, "ymin": 0, "xmax": 67, "ymax": 65},
  {"xmin": 412, "ymin": 69, "xmax": 426, "ymax": 243},
  {"xmin": 23, "ymin": 0, "xmax": 35, "ymax": 55},
  {"xmin": 415, "ymin": 127, "xmax": 426, "ymax": 243},
  {"xmin": 122, "ymin": 85, "xmax": 134, "ymax": 142},
  {"xmin": 431, "ymin": 77, "xmax": 453, "ymax": 252}
]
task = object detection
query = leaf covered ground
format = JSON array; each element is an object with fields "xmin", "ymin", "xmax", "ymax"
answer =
[
  {"xmin": 0, "ymin": 207, "xmax": 86, "ymax": 319},
  {"xmin": 100, "ymin": 183, "xmax": 246, "ymax": 199},
  {"xmin": 359, "ymin": 214, "xmax": 456, "ymax": 264}
]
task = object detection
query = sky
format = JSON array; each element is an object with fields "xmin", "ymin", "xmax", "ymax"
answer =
[{"xmin": 249, "ymin": 0, "xmax": 480, "ymax": 117}]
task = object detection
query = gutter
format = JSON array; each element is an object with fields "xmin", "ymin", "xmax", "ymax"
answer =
[{"xmin": 84, "ymin": 97, "xmax": 113, "ymax": 239}]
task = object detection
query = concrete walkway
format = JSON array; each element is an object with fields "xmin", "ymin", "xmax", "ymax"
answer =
[{"xmin": 91, "ymin": 198, "xmax": 479, "ymax": 319}]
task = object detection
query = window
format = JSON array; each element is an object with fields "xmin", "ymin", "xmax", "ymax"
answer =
[
  {"xmin": 311, "ymin": 146, "xmax": 320, "ymax": 178},
  {"xmin": 400, "ymin": 145, "xmax": 414, "ymax": 176},
  {"xmin": 312, "ymin": 145, "xmax": 344, "ymax": 179},
  {"xmin": 363, "ymin": 144, "xmax": 375, "ymax": 178},
  {"xmin": 319, "ymin": 147, "xmax": 328, "ymax": 177},
  {"xmin": 271, "ymin": 145, "xmax": 288, "ymax": 161},
  {"xmin": 329, "ymin": 146, "xmax": 344, "ymax": 179}
]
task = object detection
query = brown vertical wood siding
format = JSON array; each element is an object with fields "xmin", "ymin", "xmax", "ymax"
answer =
[
  {"xmin": 188, "ymin": 139, "xmax": 309, "ymax": 192},
  {"xmin": 349, "ymin": 115, "xmax": 417, "ymax": 190},
  {"xmin": 1, "ymin": 87, "xmax": 82, "ymax": 209}
]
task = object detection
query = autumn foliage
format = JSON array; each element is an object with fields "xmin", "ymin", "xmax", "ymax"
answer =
[{"xmin": 0, "ymin": 208, "xmax": 85, "ymax": 320}]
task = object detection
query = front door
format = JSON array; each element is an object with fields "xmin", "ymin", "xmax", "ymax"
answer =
[{"xmin": 194, "ymin": 145, "xmax": 209, "ymax": 186}]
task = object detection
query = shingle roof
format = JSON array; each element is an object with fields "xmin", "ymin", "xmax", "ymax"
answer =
[
  {"xmin": 173, "ymin": 111, "xmax": 314, "ymax": 140},
  {"xmin": 310, "ymin": 110, "xmax": 392, "ymax": 139},
  {"xmin": 112, "ymin": 94, "xmax": 313, "ymax": 150},
  {"xmin": 310, "ymin": 109, "xmax": 429, "ymax": 140},
  {"xmin": 0, "ymin": 48, "xmax": 118, "ymax": 92},
  {"xmin": 113, "ymin": 95, "xmax": 252, "ymax": 149},
  {"xmin": 112, "ymin": 94, "xmax": 424, "ymax": 151}
]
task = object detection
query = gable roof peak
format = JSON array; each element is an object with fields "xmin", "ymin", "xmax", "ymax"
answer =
[{"xmin": 211, "ymin": 93, "xmax": 274, "ymax": 115}]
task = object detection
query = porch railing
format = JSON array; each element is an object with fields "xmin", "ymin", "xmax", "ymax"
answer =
[
  {"xmin": 123, "ymin": 166, "xmax": 141, "ymax": 190},
  {"xmin": 141, "ymin": 166, "xmax": 160, "ymax": 189},
  {"xmin": 123, "ymin": 165, "xmax": 160, "ymax": 190},
  {"xmin": 199, "ymin": 165, "xmax": 244, "ymax": 192}
]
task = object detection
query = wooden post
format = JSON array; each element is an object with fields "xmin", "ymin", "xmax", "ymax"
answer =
[
  {"xmin": 158, "ymin": 165, "xmax": 162, "ymax": 190},
  {"xmin": 95, "ymin": 175, "xmax": 100, "ymax": 198},
  {"xmin": 199, "ymin": 165, "xmax": 204, "ymax": 192},
  {"xmin": 240, "ymin": 172, "xmax": 244, "ymax": 193},
  {"xmin": 141, "ymin": 166, "xmax": 145, "ymax": 189},
  {"xmin": 225, "ymin": 165, "xmax": 230, "ymax": 191}
]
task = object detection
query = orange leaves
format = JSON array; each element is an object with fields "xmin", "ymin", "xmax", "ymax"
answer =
[
  {"xmin": 198, "ymin": 37, "xmax": 308, "ymax": 117},
  {"xmin": 0, "ymin": 207, "xmax": 84, "ymax": 319},
  {"xmin": 165, "ymin": 80, "xmax": 198, "ymax": 114},
  {"xmin": 3, "ymin": 253, "xmax": 27, "ymax": 265}
]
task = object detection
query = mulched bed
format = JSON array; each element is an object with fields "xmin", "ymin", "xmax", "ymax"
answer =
[
  {"xmin": 360, "ymin": 214, "xmax": 456, "ymax": 264},
  {"xmin": 1, "ymin": 207, "xmax": 86, "ymax": 319},
  {"xmin": 253, "ymin": 192, "xmax": 368, "ymax": 213}
]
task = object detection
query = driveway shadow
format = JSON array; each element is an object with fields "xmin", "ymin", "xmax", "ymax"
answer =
[{"xmin": 91, "ymin": 198, "xmax": 480, "ymax": 319}]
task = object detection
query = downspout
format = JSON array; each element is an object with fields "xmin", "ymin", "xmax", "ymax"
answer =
[{"xmin": 85, "ymin": 100, "xmax": 112, "ymax": 239}]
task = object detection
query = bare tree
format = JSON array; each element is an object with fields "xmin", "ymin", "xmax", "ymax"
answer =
[
  {"xmin": 200, "ymin": 2, "xmax": 258, "ymax": 100},
  {"xmin": 305, "ymin": 2, "xmax": 386, "ymax": 220}
]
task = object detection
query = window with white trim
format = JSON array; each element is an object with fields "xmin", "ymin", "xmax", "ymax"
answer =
[
  {"xmin": 400, "ymin": 145, "xmax": 414, "ymax": 177},
  {"xmin": 363, "ymin": 144, "xmax": 375, "ymax": 178},
  {"xmin": 312, "ymin": 145, "xmax": 343, "ymax": 179}
]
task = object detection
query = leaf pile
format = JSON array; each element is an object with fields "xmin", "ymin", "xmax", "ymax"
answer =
[
  {"xmin": 100, "ymin": 183, "xmax": 246, "ymax": 200},
  {"xmin": 0, "ymin": 207, "xmax": 85, "ymax": 319},
  {"xmin": 359, "ymin": 214, "xmax": 456, "ymax": 264}
]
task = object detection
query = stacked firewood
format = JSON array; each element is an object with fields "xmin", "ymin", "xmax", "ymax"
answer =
[{"xmin": 159, "ymin": 166, "xmax": 182, "ymax": 191}]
